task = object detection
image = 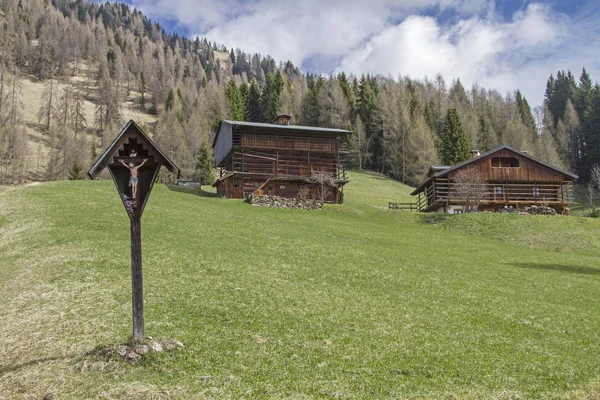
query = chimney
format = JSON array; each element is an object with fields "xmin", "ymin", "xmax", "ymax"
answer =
[
  {"xmin": 276, "ymin": 114, "xmax": 292, "ymax": 126},
  {"xmin": 471, "ymin": 150, "xmax": 480, "ymax": 158}
]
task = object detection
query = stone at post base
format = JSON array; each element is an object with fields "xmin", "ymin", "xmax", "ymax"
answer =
[{"xmin": 81, "ymin": 339, "xmax": 185, "ymax": 365}]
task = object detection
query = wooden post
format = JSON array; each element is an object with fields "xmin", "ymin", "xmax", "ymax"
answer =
[{"xmin": 130, "ymin": 216, "xmax": 145, "ymax": 341}]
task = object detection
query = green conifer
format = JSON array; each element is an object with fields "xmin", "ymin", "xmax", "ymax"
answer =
[
  {"xmin": 246, "ymin": 79, "xmax": 262, "ymax": 122},
  {"xmin": 440, "ymin": 108, "xmax": 471, "ymax": 165},
  {"xmin": 67, "ymin": 158, "xmax": 84, "ymax": 180},
  {"xmin": 195, "ymin": 142, "xmax": 214, "ymax": 185}
]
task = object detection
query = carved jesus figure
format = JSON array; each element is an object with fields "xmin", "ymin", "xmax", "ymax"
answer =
[{"xmin": 120, "ymin": 158, "xmax": 148, "ymax": 199}]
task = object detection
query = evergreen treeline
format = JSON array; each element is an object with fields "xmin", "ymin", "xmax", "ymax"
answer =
[{"xmin": 0, "ymin": 0, "xmax": 596, "ymax": 188}]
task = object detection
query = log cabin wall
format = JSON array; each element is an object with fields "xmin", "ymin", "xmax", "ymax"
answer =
[
  {"xmin": 212, "ymin": 120, "xmax": 350, "ymax": 204},
  {"xmin": 447, "ymin": 149, "xmax": 567, "ymax": 183},
  {"xmin": 413, "ymin": 146, "xmax": 577, "ymax": 212}
]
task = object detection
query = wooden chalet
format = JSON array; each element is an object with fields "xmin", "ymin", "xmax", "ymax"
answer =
[
  {"xmin": 411, "ymin": 145, "xmax": 578, "ymax": 213},
  {"xmin": 212, "ymin": 116, "xmax": 350, "ymax": 203}
]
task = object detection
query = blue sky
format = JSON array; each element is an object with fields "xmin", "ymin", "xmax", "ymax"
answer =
[{"xmin": 121, "ymin": 0, "xmax": 599, "ymax": 106}]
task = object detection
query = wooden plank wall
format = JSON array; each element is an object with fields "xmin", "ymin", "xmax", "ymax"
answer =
[
  {"xmin": 214, "ymin": 122, "xmax": 233, "ymax": 166},
  {"xmin": 216, "ymin": 176, "xmax": 341, "ymax": 203},
  {"xmin": 231, "ymin": 150, "xmax": 338, "ymax": 177},
  {"xmin": 448, "ymin": 149, "xmax": 571, "ymax": 182}
]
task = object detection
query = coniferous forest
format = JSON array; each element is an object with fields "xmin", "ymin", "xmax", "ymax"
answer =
[{"xmin": 0, "ymin": 0, "xmax": 599, "ymax": 186}]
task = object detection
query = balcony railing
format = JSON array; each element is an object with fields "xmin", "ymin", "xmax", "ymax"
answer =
[
  {"xmin": 416, "ymin": 181, "xmax": 574, "ymax": 211},
  {"xmin": 233, "ymin": 133, "xmax": 348, "ymax": 153}
]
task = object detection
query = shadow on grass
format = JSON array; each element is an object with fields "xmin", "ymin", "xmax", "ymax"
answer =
[
  {"xmin": 512, "ymin": 262, "xmax": 600, "ymax": 276},
  {"xmin": 0, "ymin": 355, "xmax": 72, "ymax": 376},
  {"xmin": 166, "ymin": 185, "xmax": 217, "ymax": 198}
]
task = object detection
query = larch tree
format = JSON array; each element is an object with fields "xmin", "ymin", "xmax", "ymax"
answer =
[
  {"xmin": 7, "ymin": 67, "xmax": 23, "ymax": 129},
  {"xmin": 38, "ymin": 77, "xmax": 57, "ymax": 130},
  {"xmin": 349, "ymin": 118, "xmax": 368, "ymax": 170},
  {"xmin": 70, "ymin": 83, "xmax": 87, "ymax": 135},
  {"xmin": 405, "ymin": 114, "xmax": 439, "ymax": 186},
  {"xmin": 318, "ymin": 79, "xmax": 349, "ymax": 129}
]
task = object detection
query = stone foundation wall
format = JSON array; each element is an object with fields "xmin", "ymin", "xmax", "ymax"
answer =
[{"xmin": 247, "ymin": 195, "xmax": 323, "ymax": 210}]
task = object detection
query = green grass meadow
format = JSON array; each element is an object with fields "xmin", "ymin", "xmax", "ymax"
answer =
[{"xmin": 1, "ymin": 172, "xmax": 600, "ymax": 399}]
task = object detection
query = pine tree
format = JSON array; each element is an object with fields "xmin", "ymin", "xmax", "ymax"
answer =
[
  {"xmin": 516, "ymin": 90, "xmax": 537, "ymax": 138},
  {"xmin": 260, "ymin": 71, "xmax": 284, "ymax": 123},
  {"xmin": 423, "ymin": 101, "xmax": 437, "ymax": 135},
  {"xmin": 225, "ymin": 80, "xmax": 246, "ymax": 120},
  {"xmin": 476, "ymin": 116, "xmax": 494, "ymax": 152},
  {"xmin": 546, "ymin": 70, "xmax": 576, "ymax": 125},
  {"xmin": 440, "ymin": 108, "xmax": 471, "ymax": 165},
  {"xmin": 300, "ymin": 76, "xmax": 325, "ymax": 126},
  {"xmin": 67, "ymin": 157, "xmax": 84, "ymax": 180},
  {"xmin": 195, "ymin": 141, "xmax": 214, "ymax": 185},
  {"xmin": 165, "ymin": 88, "xmax": 175, "ymax": 112},
  {"xmin": 246, "ymin": 78, "xmax": 261, "ymax": 122},
  {"xmin": 356, "ymin": 75, "xmax": 379, "ymax": 169}
]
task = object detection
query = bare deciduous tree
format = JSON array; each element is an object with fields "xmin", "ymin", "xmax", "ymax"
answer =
[
  {"xmin": 453, "ymin": 166, "xmax": 487, "ymax": 213},
  {"xmin": 308, "ymin": 172, "xmax": 337, "ymax": 203},
  {"xmin": 587, "ymin": 164, "xmax": 600, "ymax": 214}
]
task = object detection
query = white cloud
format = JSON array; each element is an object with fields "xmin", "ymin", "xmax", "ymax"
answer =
[
  {"xmin": 337, "ymin": 3, "xmax": 585, "ymax": 104},
  {"xmin": 130, "ymin": 0, "xmax": 600, "ymax": 106}
]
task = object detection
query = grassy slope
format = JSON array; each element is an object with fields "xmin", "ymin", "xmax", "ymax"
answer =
[
  {"xmin": 19, "ymin": 66, "xmax": 157, "ymax": 180},
  {"xmin": 1, "ymin": 171, "xmax": 600, "ymax": 399}
]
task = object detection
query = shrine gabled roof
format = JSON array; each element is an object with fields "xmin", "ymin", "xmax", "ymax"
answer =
[{"xmin": 88, "ymin": 120, "xmax": 179, "ymax": 179}]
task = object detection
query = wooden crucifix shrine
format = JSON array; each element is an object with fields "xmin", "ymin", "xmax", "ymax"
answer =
[{"xmin": 88, "ymin": 120, "xmax": 179, "ymax": 340}]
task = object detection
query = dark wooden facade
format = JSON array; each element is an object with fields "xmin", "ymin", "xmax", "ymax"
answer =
[
  {"xmin": 212, "ymin": 120, "xmax": 350, "ymax": 203},
  {"xmin": 411, "ymin": 145, "xmax": 578, "ymax": 213}
]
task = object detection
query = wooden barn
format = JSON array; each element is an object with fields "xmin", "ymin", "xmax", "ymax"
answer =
[
  {"xmin": 411, "ymin": 145, "xmax": 578, "ymax": 213},
  {"xmin": 212, "ymin": 116, "xmax": 350, "ymax": 203}
]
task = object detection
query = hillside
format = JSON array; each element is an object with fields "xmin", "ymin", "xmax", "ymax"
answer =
[
  {"xmin": 2, "ymin": 0, "xmax": 596, "ymax": 190},
  {"xmin": 1, "ymin": 172, "xmax": 600, "ymax": 398}
]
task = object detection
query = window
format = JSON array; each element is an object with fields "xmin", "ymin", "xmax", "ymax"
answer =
[
  {"xmin": 280, "ymin": 185, "xmax": 286, "ymax": 190},
  {"xmin": 268, "ymin": 186, "xmax": 272, "ymax": 190},
  {"xmin": 234, "ymin": 184, "xmax": 240, "ymax": 188},
  {"xmin": 533, "ymin": 187, "xmax": 540, "ymax": 196},
  {"xmin": 491, "ymin": 157, "xmax": 520, "ymax": 168},
  {"xmin": 495, "ymin": 186, "xmax": 503, "ymax": 195},
  {"xmin": 255, "ymin": 183, "xmax": 260, "ymax": 187}
]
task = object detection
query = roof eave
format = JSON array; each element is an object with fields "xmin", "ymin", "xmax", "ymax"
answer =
[{"xmin": 87, "ymin": 119, "xmax": 181, "ymax": 180}]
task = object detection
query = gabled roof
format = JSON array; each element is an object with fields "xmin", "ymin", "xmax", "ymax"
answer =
[
  {"xmin": 411, "ymin": 144, "xmax": 578, "ymax": 195},
  {"xmin": 88, "ymin": 120, "xmax": 180, "ymax": 179},
  {"xmin": 213, "ymin": 120, "xmax": 351, "ymax": 148},
  {"xmin": 428, "ymin": 165, "xmax": 451, "ymax": 175}
]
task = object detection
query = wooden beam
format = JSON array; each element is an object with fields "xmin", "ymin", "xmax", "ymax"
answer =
[{"xmin": 130, "ymin": 216, "xmax": 144, "ymax": 341}]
